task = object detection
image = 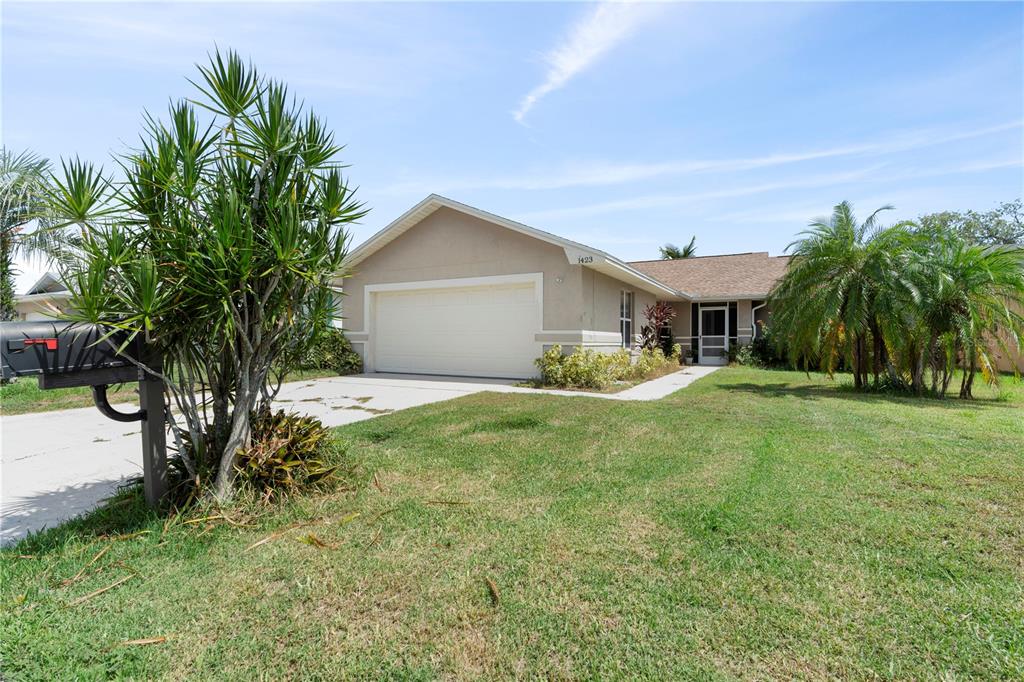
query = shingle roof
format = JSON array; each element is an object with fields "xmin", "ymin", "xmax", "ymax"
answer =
[{"xmin": 629, "ymin": 252, "xmax": 792, "ymax": 300}]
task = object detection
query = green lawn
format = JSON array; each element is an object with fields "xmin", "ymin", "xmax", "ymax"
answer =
[
  {"xmin": 0, "ymin": 369, "xmax": 342, "ymax": 415},
  {"xmin": 2, "ymin": 368, "xmax": 1023, "ymax": 679}
]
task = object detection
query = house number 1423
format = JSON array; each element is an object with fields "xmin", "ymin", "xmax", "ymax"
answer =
[{"xmin": 577, "ymin": 256, "xmax": 594, "ymax": 264}]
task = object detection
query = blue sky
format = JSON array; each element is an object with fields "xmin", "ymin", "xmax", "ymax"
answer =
[{"xmin": 3, "ymin": 1, "xmax": 1022, "ymax": 291}]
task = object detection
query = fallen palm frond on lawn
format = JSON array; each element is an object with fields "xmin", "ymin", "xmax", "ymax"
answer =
[
  {"xmin": 69, "ymin": 575, "xmax": 133, "ymax": 607},
  {"xmin": 120, "ymin": 636, "xmax": 167, "ymax": 646},
  {"xmin": 61, "ymin": 545, "xmax": 111, "ymax": 587}
]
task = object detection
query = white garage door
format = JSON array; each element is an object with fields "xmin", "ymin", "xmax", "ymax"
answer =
[{"xmin": 373, "ymin": 281, "xmax": 540, "ymax": 378}]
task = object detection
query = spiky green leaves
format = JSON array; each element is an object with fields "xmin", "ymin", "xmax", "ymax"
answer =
[
  {"xmin": 42, "ymin": 49, "xmax": 366, "ymax": 494},
  {"xmin": 189, "ymin": 48, "xmax": 260, "ymax": 120}
]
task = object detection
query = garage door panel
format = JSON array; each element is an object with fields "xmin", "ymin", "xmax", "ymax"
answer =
[{"xmin": 373, "ymin": 281, "xmax": 539, "ymax": 378}]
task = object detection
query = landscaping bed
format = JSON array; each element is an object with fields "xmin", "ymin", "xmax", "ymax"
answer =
[
  {"xmin": 2, "ymin": 368, "xmax": 1022, "ymax": 679},
  {"xmin": 525, "ymin": 344, "xmax": 684, "ymax": 392}
]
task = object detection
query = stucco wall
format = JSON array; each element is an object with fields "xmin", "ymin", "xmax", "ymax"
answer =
[
  {"xmin": 341, "ymin": 206, "xmax": 658, "ymax": 359},
  {"xmin": 736, "ymin": 300, "xmax": 753, "ymax": 343},
  {"xmin": 667, "ymin": 302, "xmax": 691, "ymax": 342},
  {"xmin": 580, "ymin": 268, "xmax": 656, "ymax": 351},
  {"xmin": 13, "ymin": 297, "xmax": 69, "ymax": 321},
  {"xmin": 341, "ymin": 207, "xmax": 581, "ymax": 334},
  {"xmin": 991, "ymin": 300, "xmax": 1024, "ymax": 373},
  {"xmin": 753, "ymin": 302, "xmax": 772, "ymax": 335}
]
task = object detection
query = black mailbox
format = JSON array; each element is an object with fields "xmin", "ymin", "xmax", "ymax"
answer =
[
  {"xmin": 1, "ymin": 321, "xmax": 140, "ymax": 387},
  {"xmin": 1, "ymin": 320, "xmax": 169, "ymax": 508}
]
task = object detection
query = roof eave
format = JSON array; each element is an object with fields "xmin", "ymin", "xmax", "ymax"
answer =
[
  {"xmin": 14, "ymin": 291, "xmax": 72, "ymax": 303},
  {"xmin": 689, "ymin": 292, "xmax": 773, "ymax": 302},
  {"xmin": 342, "ymin": 194, "xmax": 692, "ymax": 300}
]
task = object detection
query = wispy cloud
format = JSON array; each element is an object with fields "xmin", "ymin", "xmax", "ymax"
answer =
[
  {"xmin": 382, "ymin": 120, "xmax": 1022, "ymax": 195},
  {"xmin": 513, "ymin": 1, "xmax": 660, "ymax": 124},
  {"xmin": 515, "ymin": 167, "xmax": 885, "ymax": 222},
  {"xmin": 517, "ymin": 153, "xmax": 1022, "ymax": 223}
]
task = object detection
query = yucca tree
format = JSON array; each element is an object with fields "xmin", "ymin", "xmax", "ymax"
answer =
[
  {"xmin": 46, "ymin": 50, "xmax": 366, "ymax": 499},
  {"xmin": 659, "ymin": 236, "xmax": 697, "ymax": 259},
  {"xmin": 0, "ymin": 148, "xmax": 63, "ymax": 320},
  {"xmin": 769, "ymin": 201, "xmax": 916, "ymax": 388}
]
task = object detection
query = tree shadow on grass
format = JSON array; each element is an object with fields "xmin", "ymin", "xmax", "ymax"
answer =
[
  {"xmin": 2, "ymin": 480, "xmax": 157, "ymax": 555},
  {"xmin": 721, "ymin": 381, "xmax": 1014, "ymax": 410}
]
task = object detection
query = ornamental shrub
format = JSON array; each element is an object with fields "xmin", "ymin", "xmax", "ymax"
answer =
[
  {"xmin": 536, "ymin": 345, "xmax": 614, "ymax": 389},
  {"xmin": 300, "ymin": 327, "xmax": 362, "ymax": 375},
  {"xmin": 535, "ymin": 345, "xmax": 677, "ymax": 390}
]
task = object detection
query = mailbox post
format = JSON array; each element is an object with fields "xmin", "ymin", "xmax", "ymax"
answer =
[
  {"xmin": 137, "ymin": 348, "xmax": 168, "ymax": 507},
  {"xmin": 1, "ymin": 321, "xmax": 169, "ymax": 508}
]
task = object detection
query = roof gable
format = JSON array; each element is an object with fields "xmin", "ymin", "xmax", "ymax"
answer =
[
  {"xmin": 25, "ymin": 272, "xmax": 68, "ymax": 295},
  {"xmin": 346, "ymin": 195, "xmax": 682, "ymax": 298}
]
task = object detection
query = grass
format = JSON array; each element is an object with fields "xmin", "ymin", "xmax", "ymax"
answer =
[
  {"xmin": 2, "ymin": 367, "xmax": 1023, "ymax": 679},
  {"xmin": 0, "ymin": 368, "xmax": 343, "ymax": 416}
]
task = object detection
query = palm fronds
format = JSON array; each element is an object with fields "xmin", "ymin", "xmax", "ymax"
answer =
[{"xmin": 770, "ymin": 201, "xmax": 1024, "ymax": 397}]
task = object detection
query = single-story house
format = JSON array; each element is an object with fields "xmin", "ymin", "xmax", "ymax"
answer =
[
  {"xmin": 339, "ymin": 194, "xmax": 790, "ymax": 378},
  {"xmin": 13, "ymin": 272, "xmax": 71, "ymax": 321}
]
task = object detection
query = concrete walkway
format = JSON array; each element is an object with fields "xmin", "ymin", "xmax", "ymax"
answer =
[
  {"xmin": 602, "ymin": 364, "xmax": 720, "ymax": 400},
  {"xmin": 1, "ymin": 366, "xmax": 718, "ymax": 544}
]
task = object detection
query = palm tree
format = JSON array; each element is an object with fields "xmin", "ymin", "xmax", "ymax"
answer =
[
  {"xmin": 0, "ymin": 148, "xmax": 57, "ymax": 320},
  {"xmin": 769, "ymin": 201, "xmax": 916, "ymax": 389},
  {"xmin": 910, "ymin": 233, "xmax": 1024, "ymax": 398},
  {"xmin": 659, "ymin": 236, "xmax": 696, "ymax": 259}
]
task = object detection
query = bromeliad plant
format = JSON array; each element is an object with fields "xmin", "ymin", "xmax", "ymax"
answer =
[
  {"xmin": 234, "ymin": 410, "xmax": 339, "ymax": 500},
  {"xmin": 44, "ymin": 50, "xmax": 366, "ymax": 499}
]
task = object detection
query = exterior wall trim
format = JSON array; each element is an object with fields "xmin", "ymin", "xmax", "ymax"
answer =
[{"xmin": 535, "ymin": 330, "xmax": 622, "ymax": 345}]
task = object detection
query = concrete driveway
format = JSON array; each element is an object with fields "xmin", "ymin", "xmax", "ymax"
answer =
[{"xmin": 1, "ymin": 367, "xmax": 717, "ymax": 544}]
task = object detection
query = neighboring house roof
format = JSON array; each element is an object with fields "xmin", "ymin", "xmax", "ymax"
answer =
[
  {"xmin": 23, "ymin": 271, "xmax": 68, "ymax": 295},
  {"xmin": 15, "ymin": 272, "xmax": 72, "ymax": 309},
  {"xmin": 629, "ymin": 252, "xmax": 792, "ymax": 300},
  {"xmin": 346, "ymin": 194, "xmax": 684, "ymax": 299}
]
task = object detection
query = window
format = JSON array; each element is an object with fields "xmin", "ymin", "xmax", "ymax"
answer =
[{"xmin": 619, "ymin": 290, "xmax": 633, "ymax": 348}]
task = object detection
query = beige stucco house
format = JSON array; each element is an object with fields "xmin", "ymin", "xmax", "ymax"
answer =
[
  {"xmin": 339, "ymin": 195, "xmax": 789, "ymax": 378},
  {"xmin": 13, "ymin": 272, "xmax": 71, "ymax": 321}
]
